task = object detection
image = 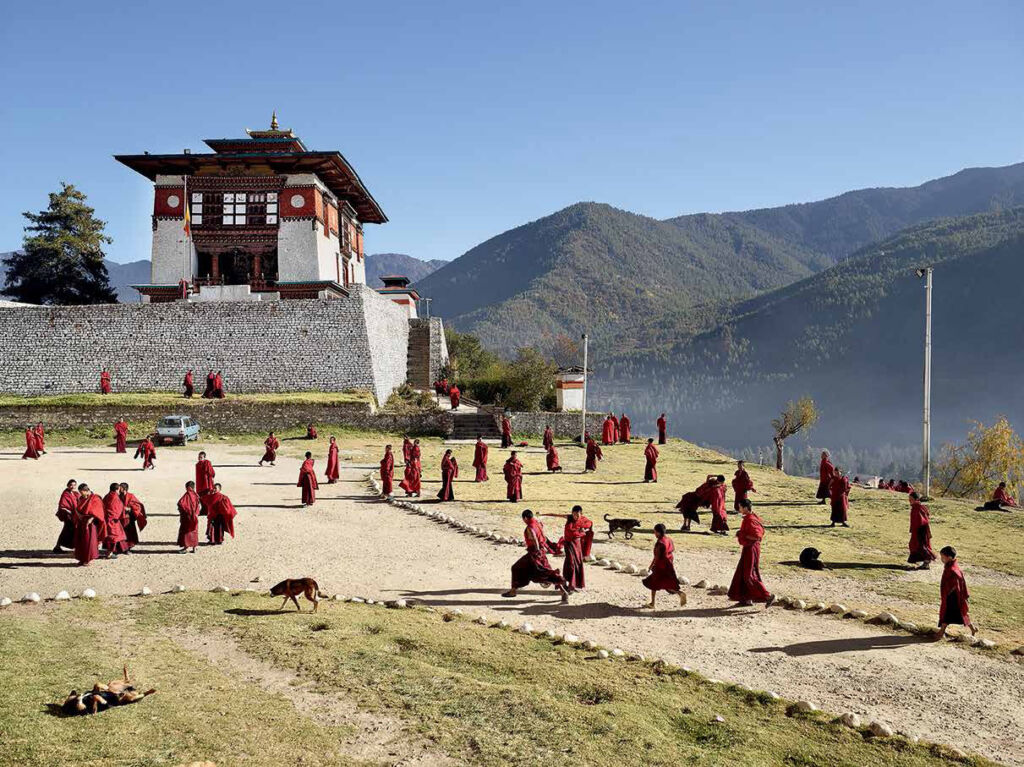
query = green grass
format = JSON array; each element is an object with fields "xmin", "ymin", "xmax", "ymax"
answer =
[
  {"xmin": 0, "ymin": 390, "xmax": 374, "ymax": 408},
  {"xmin": 0, "ymin": 594, "xmax": 989, "ymax": 767}
]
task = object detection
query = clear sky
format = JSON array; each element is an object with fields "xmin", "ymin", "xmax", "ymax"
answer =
[{"xmin": 1, "ymin": 1, "xmax": 1021, "ymax": 264}]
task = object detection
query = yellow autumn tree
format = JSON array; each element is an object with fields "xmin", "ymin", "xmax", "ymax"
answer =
[{"xmin": 935, "ymin": 417, "xmax": 1024, "ymax": 500}]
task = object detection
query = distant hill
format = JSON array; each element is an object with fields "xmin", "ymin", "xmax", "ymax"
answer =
[
  {"xmin": 365, "ymin": 253, "xmax": 446, "ymax": 288},
  {"xmin": 0, "ymin": 252, "xmax": 148, "ymax": 303}
]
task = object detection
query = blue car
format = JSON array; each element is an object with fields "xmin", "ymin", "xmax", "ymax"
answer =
[{"xmin": 156, "ymin": 415, "xmax": 201, "ymax": 445}]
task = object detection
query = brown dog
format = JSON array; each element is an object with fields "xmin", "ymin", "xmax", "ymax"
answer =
[
  {"xmin": 270, "ymin": 578, "xmax": 322, "ymax": 612},
  {"xmin": 60, "ymin": 666, "xmax": 156, "ymax": 716}
]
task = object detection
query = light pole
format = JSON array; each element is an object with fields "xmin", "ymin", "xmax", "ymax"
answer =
[
  {"xmin": 916, "ymin": 266, "xmax": 933, "ymax": 498},
  {"xmin": 580, "ymin": 333, "xmax": 589, "ymax": 445},
  {"xmin": 422, "ymin": 297, "xmax": 432, "ymax": 318}
]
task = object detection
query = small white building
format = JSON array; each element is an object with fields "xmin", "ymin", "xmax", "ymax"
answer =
[{"xmin": 555, "ymin": 366, "xmax": 588, "ymax": 411}]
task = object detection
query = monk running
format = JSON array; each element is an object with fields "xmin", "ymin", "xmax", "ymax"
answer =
[
  {"xmin": 642, "ymin": 524, "xmax": 686, "ymax": 609},
  {"xmin": 502, "ymin": 509, "xmax": 569, "ymax": 602},
  {"xmin": 260, "ymin": 432, "xmax": 279, "ymax": 466}
]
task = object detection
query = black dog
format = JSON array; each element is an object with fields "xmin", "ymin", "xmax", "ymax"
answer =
[
  {"xmin": 799, "ymin": 547, "xmax": 825, "ymax": 570},
  {"xmin": 604, "ymin": 514, "xmax": 642, "ymax": 539}
]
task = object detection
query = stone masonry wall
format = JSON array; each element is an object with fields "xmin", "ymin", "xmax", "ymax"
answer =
[
  {"xmin": 481, "ymin": 409, "xmax": 606, "ymax": 438},
  {"xmin": 408, "ymin": 317, "xmax": 449, "ymax": 383},
  {"xmin": 0, "ymin": 289, "xmax": 409, "ymax": 404}
]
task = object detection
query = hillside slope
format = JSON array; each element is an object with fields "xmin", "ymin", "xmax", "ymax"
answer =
[{"xmin": 365, "ymin": 252, "xmax": 445, "ymax": 288}]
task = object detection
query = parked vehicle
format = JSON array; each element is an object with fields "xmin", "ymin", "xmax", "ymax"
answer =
[{"xmin": 156, "ymin": 415, "xmax": 200, "ymax": 445}]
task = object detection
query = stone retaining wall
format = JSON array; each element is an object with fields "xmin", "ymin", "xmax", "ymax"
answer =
[{"xmin": 483, "ymin": 410, "xmax": 607, "ymax": 438}]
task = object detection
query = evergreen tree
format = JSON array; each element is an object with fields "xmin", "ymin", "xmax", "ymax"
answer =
[{"xmin": 4, "ymin": 183, "xmax": 117, "ymax": 304}]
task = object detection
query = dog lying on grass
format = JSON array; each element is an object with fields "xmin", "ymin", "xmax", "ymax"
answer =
[
  {"xmin": 59, "ymin": 666, "xmax": 156, "ymax": 716},
  {"xmin": 270, "ymin": 577, "xmax": 322, "ymax": 612}
]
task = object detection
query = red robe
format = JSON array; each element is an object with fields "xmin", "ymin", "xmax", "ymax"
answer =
[
  {"xmin": 542, "ymin": 427, "xmax": 554, "ymax": 450},
  {"xmin": 908, "ymin": 499, "xmax": 936, "ymax": 564},
  {"xmin": 940, "ymin": 561, "xmax": 971, "ymax": 626},
  {"xmin": 472, "ymin": 440, "xmax": 489, "ymax": 482},
  {"xmin": 585, "ymin": 438, "xmax": 603, "ymax": 471},
  {"xmin": 816, "ymin": 457, "xmax": 835, "ymax": 499},
  {"xmin": 503, "ymin": 458, "xmax": 523, "ymax": 502},
  {"xmin": 546, "ymin": 445, "xmax": 561, "ymax": 472},
  {"xmin": 708, "ymin": 482, "xmax": 728, "ymax": 532},
  {"xmin": 55, "ymin": 488, "xmax": 79, "ymax": 550},
  {"xmin": 22, "ymin": 428, "xmax": 40, "ymax": 459},
  {"xmin": 122, "ymin": 492, "xmax": 147, "ymax": 549},
  {"xmin": 73, "ymin": 494, "xmax": 105, "ymax": 565},
  {"xmin": 34, "ymin": 425, "xmax": 45, "ymax": 452},
  {"xmin": 102, "ymin": 490, "xmax": 130, "ymax": 554},
  {"xmin": 380, "ymin": 451, "xmax": 394, "ymax": 495},
  {"xmin": 619, "ymin": 415, "xmax": 631, "ymax": 443},
  {"xmin": 732, "ymin": 469, "xmax": 755, "ymax": 510},
  {"xmin": 438, "ymin": 454, "xmax": 458, "ymax": 501},
  {"xmin": 993, "ymin": 486, "xmax": 1018, "ymax": 506},
  {"xmin": 501, "ymin": 417, "xmax": 513, "ymax": 448},
  {"xmin": 183, "ymin": 371, "xmax": 194, "ymax": 397},
  {"xmin": 176, "ymin": 489, "xmax": 201, "ymax": 549},
  {"xmin": 449, "ymin": 385, "xmax": 461, "ymax": 409},
  {"xmin": 601, "ymin": 417, "xmax": 616, "ymax": 445},
  {"xmin": 644, "ymin": 443, "xmax": 659, "ymax": 482},
  {"xmin": 114, "ymin": 421, "xmax": 128, "ymax": 453},
  {"xmin": 213, "ymin": 373, "xmax": 224, "ymax": 398},
  {"xmin": 562, "ymin": 515, "xmax": 593, "ymax": 590},
  {"xmin": 656, "ymin": 415, "xmax": 667, "ymax": 444},
  {"xmin": 196, "ymin": 459, "xmax": 216, "ymax": 495},
  {"xmin": 728, "ymin": 512, "xmax": 771, "ymax": 603},
  {"xmin": 208, "ymin": 491, "xmax": 237, "ymax": 543},
  {"xmin": 510, "ymin": 519, "xmax": 564, "ymax": 589},
  {"xmin": 402, "ymin": 438, "xmax": 413, "ymax": 464},
  {"xmin": 306, "ymin": 425, "xmax": 318, "ymax": 439},
  {"xmin": 203, "ymin": 372, "xmax": 216, "ymax": 398},
  {"xmin": 400, "ymin": 459, "xmax": 422, "ymax": 496},
  {"xmin": 140, "ymin": 440, "xmax": 156, "ymax": 470},
  {"xmin": 325, "ymin": 442, "xmax": 340, "ymax": 483},
  {"xmin": 261, "ymin": 436, "xmax": 279, "ymax": 463},
  {"xmin": 99, "ymin": 371, "xmax": 111, "ymax": 394},
  {"xmin": 643, "ymin": 535, "xmax": 681, "ymax": 593},
  {"xmin": 298, "ymin": 458, "xmax": 319, "ymax": 505},
  {"xmin": 829, "ymin": 474, "xmax": 850, "ymax": 523}
]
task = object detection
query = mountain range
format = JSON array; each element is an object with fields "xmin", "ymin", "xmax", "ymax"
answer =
[{"xmin": 364, "ymin": 252, "xmax": 446, "ymax": 288}]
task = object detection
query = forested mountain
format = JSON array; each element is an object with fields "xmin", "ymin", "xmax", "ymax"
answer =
[
  {"xmin": 365, "ymin": 252, "xmax": 446, "ymax": 288},
  {"xmin": 592, "ymin": 208, "xmax": 1024, "ymax": 461}
]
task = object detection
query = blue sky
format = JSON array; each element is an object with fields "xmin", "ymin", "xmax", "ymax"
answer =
[{"xmin": 1, "ymin": 1, "xmax": 1021, "ymax": 264}]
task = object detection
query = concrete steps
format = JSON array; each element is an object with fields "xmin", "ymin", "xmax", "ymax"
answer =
[
  {"xmin": 450, "ymin": 411, "xmax": 500, "ymax": 440},
  {"xmin": 406, "ymin": 324, "xmax": 432, "ymax": 389}
]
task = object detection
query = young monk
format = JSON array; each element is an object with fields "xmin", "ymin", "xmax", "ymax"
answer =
[
  {"xmin": 176, "ymin": 480, "xmax": 201, "ymax": 553},
  {"xmin": 113, "ymin": 418, "xmax": 129, "ymax": 453},
  {"xmin": 676, "ymin": 489, "xmax": 704, "ymax": 532},
  {"xmin": 502, "ymin": 509, "xmax": 569, "ymax": 603},
  {"xmin": 829, "ymin": 468, "xmax": 851, "ymax": 527},
  {"xmin": 731, "ymin": 460, "xmax": 755, "ymax": 511},
  {"xmin": 727, "ymin": 499, "xmax": 776, "ymax": 608},
  {"xmin": 213, "ymin": 371, "xmax": 225, "ymax": 398},
  {"xmin": 542, "ymin": 425, "xmax": 554, "ymax": 451},
  {"xmin": 501, "ymin": 415, "xmax": 513, "ymax": 448},
  {"xmin": 54, "ymin": 479, "xmax": 79, "ymax": 553},
  {"xmin": 559, "ymin": 505, "xmax": 593, "ymax": 592},
  {"xmin": 584, "ymin": 433, "xmax": 603, "ymax": 472},
  {"xmin": 707, "ymin": 475, "xmax": 729, "ymax": 534},
  {"xmin": 380, "ymin": 445, "xmax": 394, "ymax": 498},
  {"xmin": 816, "ymin": 450, "xmax": 835, "ymax": 505},
  {"xmin": 937, "ymin": 546, "xmax": 976, "ymax": 638},
  {"xmin": 642, "ymin": 523, "xmax": 686, "ymax": 609},
  {"xmin": 986, "ymin": 482, "xmax": 1018, "ymax": 510},
  {"xmin": 207, "ymin": 483, "xmax": 237, "ymax": 545},
  {"xmin": 449, "ymin": 384, "xmax": 461, "ymax": 409},
  {"xmin": 183, "ymin": 369, "xmax": 194, "ymax": 398},
  {"xmin": 119, "ymin": 483, "xmax": 147, "ymax": 551},
  {"xmin": 99, "ymin": 368, "xmax": 112, "ymax": 394},
  {"xmin": 102, "ymin": 482, "xmax": 130, "ymax": 558},
  {"xmin": 601, "ymin": 414, "xmax": 616, "ymax": 446},
  {"xmin": 504, "ymin": 451, "xmax": 524, "ymax": 502},
  {"xmin": 34, "ymin": 423, "xmax": 46, "ymax": 454},
  {"xmin": 325, "ymin": 436, "xmax": 340, "ymax": 483},
  {"xmin": 656, "ymin": 413, "xmax": 667, "ymax": 444},
  {"xmin": 643, "ymin": 438, "xmax": 659, "ymax": 483},
  {"xmin": 400, "ymin": 448, "xmax": 422, "ymax": 497},
  {"xmin": 298, "ymin": 451, "xmax": 319, "ymax": 506},
  {"xmin": 202, "ymin": 370, "xmax": 216, "ymax": 398},
  {"xmin": 907, "ymin": 491, "xmax": 936, "ymax": 569},
  {"xmin": 546, "ymin": 442, "xmax": 562, "ymax": 472},
  {"xmin": 259, "ymin": 432, "xmax": 279, "ymax": 466},
  {"xmin": 619, "ymin": 413, "xmax": 631, "ymax": 443},
  {"xmin": 22, "ymin": 425, "xmax": 40, "ymax": 460},
  {"xmin": 438, "ymin": 449, "xmax": 458, "ymax": 501},
  {"xmin": 472, "ymin": 436, "xmax": 489, "ymax": 482},
  {"xmin": 139, "ymin": 436, "xmax": 156, "ymax": 470},
  {"xmin": 72, "ymin": 484, "xmax": 105, "ymax": 566},
  {"xmin": 306, "ymin": 422, "xmax": 318, "ymax": 440},
  {"xmin": 402, "ymin": 436, "xmax": 413, "ymax": 464}
]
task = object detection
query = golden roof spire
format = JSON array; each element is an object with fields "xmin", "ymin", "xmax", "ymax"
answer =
[{"xmin": 270, "ymin": 110, "xmax": 279, "ymax": 130}]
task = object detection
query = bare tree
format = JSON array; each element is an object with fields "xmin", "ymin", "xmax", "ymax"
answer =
[{"xmin": 771, "ymin": 397, "xmax": 820, "ymax": 472}]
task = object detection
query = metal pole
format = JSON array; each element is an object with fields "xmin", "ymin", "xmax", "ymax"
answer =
[
  {"xmin": 581, "ymin": 333, "xmax": 589, "ymax": 445},
  {"xmin": 922, "ymin": 268, "xmax": 933, "ymax": 498}
]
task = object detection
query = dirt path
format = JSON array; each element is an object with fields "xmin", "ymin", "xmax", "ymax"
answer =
[{"xmin": 2, "ymin": 447, "xmax": 1022, "ymax": 765}]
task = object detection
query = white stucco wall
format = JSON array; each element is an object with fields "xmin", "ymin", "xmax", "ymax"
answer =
[
  {"xmin": 278, "ymin": 220, "xmax": 319, "ymax": 282},
  {"xmin": 151, "ymin": 219, "xmax": 194, "ymax": 284}
]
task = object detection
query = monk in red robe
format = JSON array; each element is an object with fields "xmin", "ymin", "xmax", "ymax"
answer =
[
  {"xmin": 34, "ymin": 423, "xmax": 46, "ymax": 454},
  {"xmin": 542, "ymin": 425, "xmax": 554, "ymax": 451},
  {"xmin": 400, "ymin": 455, "xmax": 422, "ymax": 497},
  {"xmin": 298, "ymin": 451, "xmax": 319, "ymax": 506},
  {"xmin": 472, "ymin": 436, "xmax": 489, "ymax": 481},
  {"xmin": 207, "ymin": 483, "xmax": 237, "ymax": 544},
  {"xmin": 380, "ymin": 445, "xmax": 394, "ymax": 497},
  {"xmin": 195, "ymin": 451, "xmax": 216, "ymax": 531},
  {"xmin": 706, "ymin": 475, "xmax": 729, "ymax": 534},
  {"xmin": 502, "ymin": 509, "xmax": 569, "ymax": 602},
  {"xmin": 619, "ymin": 414, "xmax": 631, "ymax": 443},
  {"xmin": 642, "ymin": 523, "xmax": 686, "ymax": 609},
  {"xmin": 643, "ymin": 438, "xmax": 659, "ymax": 482},
  {"xmin": 937, "ymin": 545, "xmax": 976, "ymax": 637},
  {"xmin": 449, "ymin": 384, "xmax": 461, "ymax": 409},
  {"xmin": 306, "ymin": 422, "xmax": 318, "ymax": 440},
  {"xmin": 561, "ymin": 505, "xmax": 593, "ymax": 591},
  {"xmin": 816, "ymin": 450, "xmax": 835, "ymax": 504},
  {"xmin": 986, "ymin": 482, "xmax": 1018, "ymax": 510},
  {"xmin": 260, "ymin": 432, "xmax": 279, "ymax": 466},
  {"xmin": 656, "ymin": 413, "xmax": 667, "ymax": 444},
  {"xmin": 908, "ymin": 491, "xmax": 936, "ymax": 569},
  {"xmin": 138, "ymin": 437, "xmax": 156, "ymax": 470},
  {"xmin": 500, "ymin": 416, "xmax": 512, "ymax": 448},
  {"xmin": 176, "ymin": 481, "xmax": 201, "ymax": 553},
  {"xmin": 22, "ymin": 426, "xmax": 40, "ymax": 459},
  {"xmin": 731, "ymin": 460, "xmax": 755, "ymax": 511},
  {"xmin": 402, "ymin": 436, "xmax": 413, "ymax": 464},
  {"xmin": 99, "ymin": 369, "xmax": 112, "ymax": 394},
  {"xmin": 54, "ymin": 479, "xmax": 79, "ymax": 552},
  {"xmin": 437, "ymin": 449, "xmax": 458, "ymax": 501},
  {"xmin": 72, "ymin": 484, "xmax": 105, "ymax": 566},
  {"xmin": 325, "ymin": 436, "xmax": 340, "ymax": 483},
  {"xmin": 601, "ymin": 414, "xmax": 616, "ymax": 446},
  {"xmin": 113, "ymin": 418, "xmax": 129, "ymax": 453},
  {"xmin": 727, "ymin": 500, "xmax": 776, "ymax": 607},
  {"xmin": 546, "ymin": 443, "xmax": 562, "ymax": 472},
  {"xmin": 584, "ymin": 435, "xmax": 602, "ymax": 472},
  {"xmin": 213, "ymin": 370, "xmax": 225, "ymax": 398},
  {"xmin": 183, "ymin": 369, "xmax": 194, "ymax": 398},
  {"xmin": 119, "ymin": 482, "xmax": 147, "ymax": 550},
  {"xmin": 829, "ymin": 469, "xmax": 850, "ymax": 527},
  {"xmin": 102, "ymin": 483, "xmax": 130, "ymax": 558},
  {"xmin": 504, "ymin": 451, "xmax": 524, "ymax": 501}
]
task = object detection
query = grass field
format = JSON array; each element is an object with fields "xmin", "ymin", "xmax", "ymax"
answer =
[
  {"xmin": 0, "ymin": 593, "xmax": 990, "ymax": 767},
  {"xmin": 0, "ymin": 390, "xmax": 373, "ymax": 409}
]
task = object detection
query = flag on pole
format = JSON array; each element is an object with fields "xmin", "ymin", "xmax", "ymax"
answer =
[{"xmin": 183, "ymin": 184, "xmax": 191, "ymax": 237}]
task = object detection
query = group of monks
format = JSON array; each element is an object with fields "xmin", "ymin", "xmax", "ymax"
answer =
[
  {"xmin": 259, "ymin": 430, "xmax": 339, "ymax": 506},
  {"xmin": 815, "ymin": 450, "xmax": 852, "ymax": 527},
  {"xmin": 22, "ymin": 422, "xmax": 46, "ymax": 459},
  {"xmin": 432, "ymin": 378, "xmax": 461, "ymax": 410},
  {"xmin": 53, "ymin": 479, "xmax": 148, "ymax": 565}
]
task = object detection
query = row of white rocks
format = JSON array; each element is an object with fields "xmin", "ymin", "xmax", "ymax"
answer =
[{"xmin": 365, "ymin": 474, "xmax": 1020, "ymax": 657}]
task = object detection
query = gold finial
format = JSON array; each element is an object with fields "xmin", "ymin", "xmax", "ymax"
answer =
[{"xmin": 270, "ymin": 110, "xmax": 279, "ymax": 130}]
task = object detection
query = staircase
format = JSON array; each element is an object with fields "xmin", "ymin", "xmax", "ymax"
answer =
[
  {"xmin": 449, "ymin": 411, "xmax": 501, "ymax": 440},
  {"xmin": 406, "ymin": 323, "xmax": 432, "ymax": 389}
]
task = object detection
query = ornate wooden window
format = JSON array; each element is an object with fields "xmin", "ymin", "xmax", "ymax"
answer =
[{"xmin": 189, "ymin": 191, "xmax": 278, "ymax": 227}]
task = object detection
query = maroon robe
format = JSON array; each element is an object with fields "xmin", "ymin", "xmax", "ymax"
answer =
[
  {"xmin": 993, "ymin": 486, "xmax": 1018, "ymax": 507},
  {"xmin": 644, "ymin": 443, "xmax": 659, "ymax": 482},
  {"xmin": 196, "ymin": 459, "xmax": 216, "ymax": 495},
  {"xmin": 208, "ymin": 491, "xmax": 237, "ymax": 544},
  {"xmin": 380, "ymin": 450, "xmax": 394, "ymax": 495},
  {"xmin": 102, "ymin": 490, "xmax": 130, "ymax": 554},
  {"xmin": 325, "ymin": 442, "xmax": 340, "ymax": 483},
  {"xmin": 501, "ymin": 417, "xmax": 513, "ymax": 448},
  {"xmin": 140, "ymin": 440, "xmax": 156, "ymax": 470},
  {"xmin": 542, "ymin": 427, "xmax": 554, "ymax": 450},
  {"xmin": 298, "ymin": 458, "xmax": 319, "ymax": 505},
  {"xmin": 601, "ymin": 417, "xmax": 616, "ymax": 446},
  {"xmin": 676, "ymin": 491, "xmax": 703, "ymax": 524},
  {"xmin": 34, "ymin": 425, "xmax": 45, "ymax": 452},
  {"xmin": 203, "ymin": 372, "xmax": 216, "ymax": 398},
  {"xmin": 510, "ymin": 519, "xmax": 565, "ymax": 589},
  {"xmin": 55, "ymin": 489, "xmax": 79, "ymax": 550},
  {"xmin": 939, "ymin": 560, "xmax": 970, "ymax": 626},
  {"xmin": 437, "ymin": 454, "xmax": 458, "ymax": 501},
  {"xmin": 400, "ymin": 459, "xmax": 422, "ymax": 496},
  {"xmin": 728, "ymin": 512, "xmax": 772, "ymax": 603},
  {"xmin": 449, "ymin": 385, "xmax": 461, "ymax": 409},
  {"xmin": 176, "ymin": 489, "xmax": 201, "ymax": 549},
  {"xmin": 643, "ymin": 535, "xmax": 681, "ymax": 593},
  {"xmin": 585, "ymin": 438, "xmax": 603, "ymax": 471},
  {"xmin": 306, "ymin": 425, "xmax": 318, "ymax": 439},
  {"xmin": 708, "ymin": 482, "xmax": 729, "ymax": 533},
  {"xmin": 73, "ymin": 494, "xmax": 105, "ymax": 565},
  {"xmin": 402, "ymin": 438, "xmax": 413, "ymax": 464},
  {"xmin": 22, "ymin": 428, "xmax": 40, "ymax": 459},
  {"xmin": 731, "ymin": 469, "xmax": 755, "ymax": 510},
  {"xmin": 619, "ymin": 415, "xmax": 631, "ymax": 443},
  {"xmin": 99, "ymin": 371, "xmax": 111, "ymax": 394},
  {"xmin": 122, "ymin": 492, "xmax": 147, "ymax": 549},
  {"xmin": 503, "ymin": 458, "xmax": 523, "ymax": 502},
  {"xmin": 473, "ymin": 439, "xmax": 489, "ymax": 481},
  {"xmin": 816, "ymin": 456, "xmax": 835, "ymax": 499},
  {"xmin": 829, "ymin": 474, "xmax": 850, "ymax": 523},
  {"xmin": 562, "ymin": 515, "xmax": 593, "ymax": 591},
  {"xmin": 261, "ymin": 436, "xmax": 279, "ymax": 463},
  {"xmin": 183, "ymin": 370, "xmax": 194, "ymax": 398},
  {"xmin": 656, "ymin": 415, "xmax": 667, "ymax": 444},
  {"xmin": 546, "ymin": 445, "xmax": 561, "ymax": 472},
  {"xmin": 908, "ymin": 499, "xmax": 936, "ymax": 564},
  {"xmin": 213, "ymin": 373, "xmax": 225, "ymax": 398},
  {"xmin": 113, "ymin": 420, "xmax": 128, "ymax": 453}
]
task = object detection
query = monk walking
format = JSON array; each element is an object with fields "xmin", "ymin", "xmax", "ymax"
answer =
[
  {"xmin": 138, "ymin": 435, "xmax": 156, "ymax": 470},
  {"xmin": 561, "ymin": 505, "xmax": 593, "ymax": 591},
  {"xmin": 542, "ymin": 425, "xmax": 554, "ymax": 451},
  {"xmin": 119, "ymin": 482, "xmax": 147, "ymax": 550},
  {"xmin": 501, "ymin": 415, "xmax": 513, "ymax": 448},
  {"xmin": 643, "ymin": 438, "xmax": 659, "ymax": 483},
  {"xmin": 99, "ymin": 368, "xmax": 112, "ymax": 394},
  {"xmin": 731, "ymin": 460, "xmax": 755, "ymax": 511},
  {"xmin": 380, "ymin": 445, "xmax": 394, "ymax": 498},
  {"xmin": 202, "ymin": 370, "xmax": 216, "ymax": 398},
  {"xmin": 207, "ymin": 483, "xmax": 237, "ymax": 545},
  {"xmin": 400, "ymin": 441, "xmax": 422, "ymax": 497},
  {"xmin": 503, "ymin": 451, "xmax": 524, "ymax": 502},
  {"xmin": 22, "ymin": 425, "xmax": 40, "ymax": 459},
  {"xmin": 816, "ymin": 450, "xmax": 835, "ymax": 505},
  {"xmin": 707, "ymin": 475, "xmax": 729, "ymax": 534},
  {"xmin": 34, "ymin": 423, "xmax": 46, "ymax": 454},
  {"xmin": 472, "ymin": 436, "xmax": 489, "ymax": 481},
  {"xmin": 402, "ymin": 436, "xmax": 413, "ymax": 464},
  {"xmin": 325, "ymin": 436, "xmax": 340, "ymax": 483},
  {"xmin": 183, "ymin": 369, "xmax": 194, "ymax": 398},
  {"xmin": 937, "ymin": 546, "xmax": 976, "ymax": 638},
  {"xmin": 102, "ymin": 482, "xmax": 130, "ymax": 558},
  {"xmin": 642, "ymin": 523, "xmax": 687, "ymax": 609},
  {"xmin": 502, "ymin": 509, "xmax": 569, "ymax": 603},
  {"xmin": 601, "ymin": 413, "xmax": 616, "ymax": 446},
  {"xmin": 177, "ymin": 480, "xmax": 201, "ymax": 553},
  {"xmin": 213, "ymin": 370, "xmax": 225, "ymax": 398},
  {"xmin": 656, "ymin": 413, "xmax": 667, "ymax": 444},
  {"xmin": 298, "ymin": 451, "xmax": 319, "ymax": 506},
  {"xmin": 72, "ymin": 484, "xmax": 105, "ymax": 566},
  {"xmin": 829, "ymin": 468, "xmax": 851, "ymax": 527},
  {"xmin": 113, "ymin": 418, "xmax": 128, "ymax": 453},
  {"xmin": 908, "ymin": 491, "xmax": 936, "ymax": 569},
  {"xmin": 584, "ymin": 433, "xmax": 602, "ymax": 472},
  {"xmin": 619, "ymin": 413, "xmax": 631, "ymax": 443},
  {"xmin": 54, "ymin": 479, "xmax": 79, "ymax": 553},
  {"xmin": 727, "ymin": 500, "xmax": 776, "ymax": 608},
  {"xmin": 449, "ymin": 384, "xmax": 461, "ymax": 409},
  {"xmin": 438, "ymin": 449, "xmax": 458, "ymax": 501},
  {"xmin": 260, "ymin": 432, "xmax": 279, "ymax": 466},
  {"xmin": 546, "ymin": 443, "xmax": 562, "ymax": 472}
]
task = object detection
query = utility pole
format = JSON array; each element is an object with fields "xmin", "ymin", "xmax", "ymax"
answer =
[
  {"xmin": 581, "ymin": 333, "xmax": 589, "ymax": 445},
  {"xmin": 918, "ymin": 266, "xmax": 933, "ymax": 499}
]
